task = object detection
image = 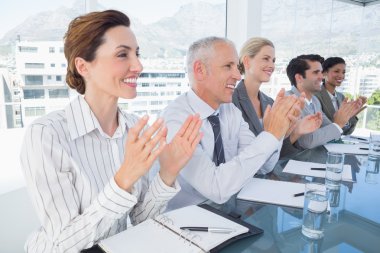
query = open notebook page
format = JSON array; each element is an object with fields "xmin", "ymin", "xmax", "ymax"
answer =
[
  {"xmin": 163, "ymin": 205, "xmax": 249, "ymax": 251},
  {"xmin": 99, "ymin": 205, "xmax": 249, "ymax": 253},
  {"xmin": 99, "ymin": 218, "xmax": 204, "ymax": 253}
]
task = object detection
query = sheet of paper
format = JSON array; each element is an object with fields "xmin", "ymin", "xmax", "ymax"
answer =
[
  {"xmin": 341, "ymin": 135, "xmax": 369, "ymax": 144},
  {"xmin": 324, "ymin": 143, "xmax": 369, "ymax": 155},
  {"xmin": 282, "ymin": 160, "xmax": 354, "ymax": 182},
  {"xmin": 237, "ymin": 178, "xmax": 305, "ymax": 209}
]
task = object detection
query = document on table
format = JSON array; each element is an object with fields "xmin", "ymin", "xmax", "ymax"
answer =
[
  {"xmin": 282, "ymin": 160, "xmax": 354, "ymax": 182},
  {"xmin": 237, "ymin": 178, "xmax": 305, "ymax": 209},
  {"xmin": 341, "ymin": 135, "xmax": 369, "ymax": 144},
  {"xmin": 324, "ymin": 143, "xmax": 369, "ymax": 155}
]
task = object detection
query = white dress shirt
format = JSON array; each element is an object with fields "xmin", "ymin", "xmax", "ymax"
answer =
[
  {"xmin": 160, "ymin": 89, "xmax": 281, "ymax": 210},
  {"xmin": 327, "ymin": 90, "xmax": 339, "ymax": 111},
  {"xmin": 20, "ymin": 95, "xmax": 180, "ymax": 253}
]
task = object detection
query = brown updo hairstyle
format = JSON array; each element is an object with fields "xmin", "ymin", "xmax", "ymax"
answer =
[
  {"xmin": 64, "ymin": 10, "xmax": 130, "ymax": 94},
  {"xmin": 238, "ymin": 37, "xmax": 274, "ymax": 75}
]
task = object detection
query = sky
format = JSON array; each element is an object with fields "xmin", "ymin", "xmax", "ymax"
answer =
[{"xmin": 0, "ymin": 0, "xmax": 225, "ymax": 39}]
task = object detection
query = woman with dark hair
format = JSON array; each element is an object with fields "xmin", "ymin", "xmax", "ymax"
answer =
[
  {"xmin": 315, "ymin": 57, "xmax": 367, "ymax": 135},
  {"xmin": 20, "ymin": 10, "xmax": 202, "ymax": 252}
]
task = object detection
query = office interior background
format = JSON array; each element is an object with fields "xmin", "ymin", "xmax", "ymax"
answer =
[{"xmin": 0, "ymin": 0, "xmax": 380, "ymax": 252}]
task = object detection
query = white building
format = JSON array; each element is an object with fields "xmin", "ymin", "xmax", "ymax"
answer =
[
  {"xmin": 15, "ymin": 41, "xmax": 71, "ymax": 126},
  {"xmin": 15, "ymin": 41, "xmax": 189, "ymax": 126},
  {"xmin": 0, "ymin": 68, "xmax": 22, "ymax": 129}
]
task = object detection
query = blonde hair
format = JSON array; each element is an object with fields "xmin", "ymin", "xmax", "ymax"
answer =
[{"xmin": 238, "ymin": 37, "xmax": 274, "ymax": 75}]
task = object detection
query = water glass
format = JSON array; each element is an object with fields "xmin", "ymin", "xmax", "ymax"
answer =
[
  {"xmin": 366, "ymin": 156, "xmax": 380, "ymax": 184},
  {"xmin": 369, "ymin": 132, "xmax": 380, "ymax": 159},
  {"xmin": 325, "ymin": 152, "xmax": 345, "ymax": 189},
  {"xmin": 326, "ymin": 187, "xmax": 341, "ymax": 223},
  {"xmin": 302, "ymin": 183, "xmax": 328, "ymax": 239}
]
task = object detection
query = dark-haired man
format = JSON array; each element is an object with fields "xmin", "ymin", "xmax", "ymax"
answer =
[{"xmin": 286, "ymin": 54, "xmax": 361, "ymax": 149}]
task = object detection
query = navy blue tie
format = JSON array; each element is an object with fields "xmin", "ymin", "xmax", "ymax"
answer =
[{"xmin": 208, "ymin": 114, "xmax": 225, "ymax": 166}]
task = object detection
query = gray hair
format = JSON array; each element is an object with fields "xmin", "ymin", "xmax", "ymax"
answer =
[{"xmin": 186, "ymin": 36, "xmax": 235, "ymax": 83}]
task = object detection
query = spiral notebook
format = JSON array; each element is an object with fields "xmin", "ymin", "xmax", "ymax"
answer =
[{"xmin": 99, "ymin": 204, "xmax": 262, "ymax": 253}]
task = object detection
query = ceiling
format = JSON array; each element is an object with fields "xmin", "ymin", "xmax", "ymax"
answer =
[{"xmin": 336, "ymin": 0, "xmax": 380, "ymax": 6}]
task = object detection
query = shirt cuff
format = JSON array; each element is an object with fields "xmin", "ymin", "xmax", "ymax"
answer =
[
  {"xmin": 332, "ymin": 123, "xmax": 343, "ymax": 134},
  {"xmin": 96, "ymin": 177, "xmax": 138, "ymax": 217},
  {"xmin": 151, "ymin": 173, "xmax": 181, "ymax": 201},
  {"xmin": 251, "ymin": 131, "xmax": 281, "ymax": 157}
]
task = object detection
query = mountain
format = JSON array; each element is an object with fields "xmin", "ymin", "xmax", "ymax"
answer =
[{"xmin": 0, "ymin": 1, "xmax": 225, "ymax": 58}]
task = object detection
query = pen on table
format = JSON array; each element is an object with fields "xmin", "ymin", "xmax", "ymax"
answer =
[
  {"xmin": 310, "ymin": 167, "xmax": 326, "ymax": 171},
  {"xmin": 359, "ymin": 147, "xmax": 369, "ymax": 150},
  {"xmin": 293, "ymin": 192, "xmax": 304, "ymax": 197},
  {"xmin": 180, "ymin": 227, "xmax": 236, "ymax": 233},
  {"xmin": 350, "ymin": 136, "xmax": 368, "ymax": 141}
]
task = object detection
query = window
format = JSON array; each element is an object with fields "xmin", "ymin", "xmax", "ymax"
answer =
[
  {"xmin": 59, "ymin": 47, "xmax": 64, "ymax": 53},
  {"xmin": 25, "ymin": 63, "xmax": 44, "ymax": 69},
  {"xmin": 23, "ymin": 89, "xmax": 45, "ymax": 99},
  {"xmin": 56, "ymin": 75, "xmax": 62, "ymax": 81},
  {"xmin": 25, "ymin": 106, "xmax": 46, "ymax": 116},
  {"xmin": 25, "ymin": 75, "xmax": 43, "ymax": 85},
  {"xmin": 50, "ymin": 63, "xmax": 55, "ymax": 67},
  {"xmin": 49, "ymin": 89, "xmax": 69, "ymax": 98},
  {"xmin": 47, "ymin": 75, "xmax": 52, "ymax": 80},
  {"xmin": 18, "ymin": 46, "xmax": 37, "ymax": 53},
  {"xmin": 61, "ymin": 63, "xmax": 66, "ymax": 67},
  {"xmin": 49, "ymin": 47, "xmax": 55, "ymax": 53}
]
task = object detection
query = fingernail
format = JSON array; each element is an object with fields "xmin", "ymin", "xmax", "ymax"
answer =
[
  {"xmin": 157, "ymin": 118, "xmax": 163, "ymax": 124},
  {"xmin": 142, "ymin": 115, "xmax": 149, "ymax": 120}
]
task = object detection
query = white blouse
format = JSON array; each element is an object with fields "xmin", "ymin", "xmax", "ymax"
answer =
[{"xmin": 20, "ymin": 95, "xmax": 179, "ymax": 253}]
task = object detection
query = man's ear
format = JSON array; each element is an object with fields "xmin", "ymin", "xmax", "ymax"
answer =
[
  {"xmin": 193, "ymin": 60, "xmax": 207, "ymax": 81},
  {"xmin": 295, "ymin": 73, "xmax": 303, "ymax": 85},
  {"xmin": 74, "ymin": 57, "xmax": 89, "ymax": 77}
]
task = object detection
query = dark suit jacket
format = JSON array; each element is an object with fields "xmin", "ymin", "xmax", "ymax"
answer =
[
  {"xmin": 315, "ymin": 85, "xmax": 358, "ymax": 135},
  {"xmin": 232, "ymin": 80, "xmax": 301, "ymax": 158}
]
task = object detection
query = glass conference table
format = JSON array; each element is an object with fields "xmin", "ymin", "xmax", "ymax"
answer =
[
  {"xmin": 209, "ymin": 145, "xmax": 380, "ymax": 253},
  {"xmin": 88, "ymin": 145, "xmax": 380, "ymax": 253}
]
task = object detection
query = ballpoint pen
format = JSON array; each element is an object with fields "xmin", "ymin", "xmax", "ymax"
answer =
[
  {"xmin": 310, "ymin": 167, "xmax": 326, "ymax": 171},
  {"xmin": 293, "ymin": 192, "xmax": 304, "ymax": 197},
  {"xmin": 180, "ymin": 227, "xmax": 236, "ymax": 233},
  {"xmin": 350, "ymin": 136, "xmax": 368, "ymax": 141}
]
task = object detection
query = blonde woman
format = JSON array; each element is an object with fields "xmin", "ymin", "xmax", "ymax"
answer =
[{"xmin": 233, "ymin": 37, "xmax": 322, "ymax": 157}]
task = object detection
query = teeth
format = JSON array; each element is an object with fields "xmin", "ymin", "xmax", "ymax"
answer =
[
  {"xmin": 123, "ymin": 78, "xmax": 137, "ymax": 83},
  {"xmin": 226, "ymin": 84, "xmax": 235, "ymax": 89}
]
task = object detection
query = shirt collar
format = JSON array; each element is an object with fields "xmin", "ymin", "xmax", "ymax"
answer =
[
  {"xmin": 65, "ymin": 95, "xmax": 127, "ymax": 140},
  {"xmin": 187, "ymin": 89, "xmax": 218, "ymax": 120},
  {"xmin": 327, "ymin": 90, "xmax": 337, "ymax": 99}
]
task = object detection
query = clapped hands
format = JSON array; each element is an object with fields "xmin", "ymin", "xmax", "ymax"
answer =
[
  {"xmin": 159, "ymin": 114, "xmax": 203, "ymax": 186},
  {"xmin": 115, "ymin": 114, "xmax": 202, "ymax": 191},
  {"xmin": 263, "ymin": 88, "xmax": 302, "ymax": 140}
]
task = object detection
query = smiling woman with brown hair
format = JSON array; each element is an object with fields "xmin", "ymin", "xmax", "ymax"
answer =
[{"xmin": 20, "ymin": 9, "xmax": 202, "ymax": 252}]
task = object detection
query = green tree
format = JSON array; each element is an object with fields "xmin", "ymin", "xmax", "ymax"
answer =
[
  {"xmin": 365, "ymin": 89, "xmax": 380, "ymax": 131},
  {"xmin": 368, "ymin": 89, "xmax": 380, "ymax": 105}
]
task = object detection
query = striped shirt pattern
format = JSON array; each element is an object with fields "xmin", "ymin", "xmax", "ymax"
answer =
[{"xmin": 20, "ymin": 95, "xmax": 180, "ymax": 253}]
